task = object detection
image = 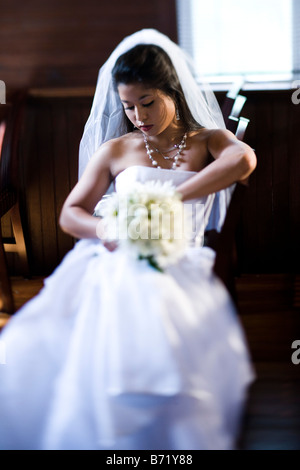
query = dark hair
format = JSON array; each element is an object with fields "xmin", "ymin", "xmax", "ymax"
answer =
[{"xmin": 112, "ymin": 44, "xmax": 202, "ymax": 131}]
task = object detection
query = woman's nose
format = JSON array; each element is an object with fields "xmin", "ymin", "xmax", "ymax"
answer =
[{"xmin": 135, "ymin": 107, "xmax": 147, "ymax": 124}]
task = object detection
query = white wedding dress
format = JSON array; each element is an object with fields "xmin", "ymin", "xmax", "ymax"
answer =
[{"xmin": 0, "ymin": 166, "xmax": 254, "ymax": 450}]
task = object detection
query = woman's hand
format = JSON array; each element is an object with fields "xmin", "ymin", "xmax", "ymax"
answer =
[
  {"xmin": 102, "ymin": 240, "xmax": 119, "ymax": 252},
  {"xmin": 95, "ymin": 217, "xmax": 119, "ymax": 252}
]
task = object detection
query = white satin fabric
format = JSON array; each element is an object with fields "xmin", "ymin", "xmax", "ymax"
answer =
[{"xmin": 0, "ymin": 167, "xmax": 254, "ymax": 450}]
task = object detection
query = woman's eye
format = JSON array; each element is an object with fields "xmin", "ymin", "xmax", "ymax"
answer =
[
  {"xmin": 124, "ymin": 101, "xmax": 154, "ymax": 111},
  {"xmin": 143, "ymin": 101, "xmax": 154, "ymax": 108}
]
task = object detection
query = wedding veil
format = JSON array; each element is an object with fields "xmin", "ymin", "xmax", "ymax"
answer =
[
  {"xmin": 78, "ymin": 28, "xmax": 231, "ymax": 231},
  {"xmin": 78, "ymin": 28, "xmax": 226, "ymax": 178}
]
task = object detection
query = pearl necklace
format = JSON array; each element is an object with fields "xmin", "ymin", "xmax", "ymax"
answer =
[
  {"xmin": 150, "ymin": 142, "xmax": 180, "ymax": 156},
  {"xmin": 143, "ymin": 132, "xmax": 187, "ymax": 170}
]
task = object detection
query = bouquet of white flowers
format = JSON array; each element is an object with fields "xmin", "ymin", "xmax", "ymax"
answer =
[{"xmin": 95, "ymin": 180, "xmax": 190, "ymax": 271}]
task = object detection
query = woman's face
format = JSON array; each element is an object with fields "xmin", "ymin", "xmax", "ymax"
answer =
[{"xmin": 118, "ymin": 82, "xmax": 177, "ymax": 136}]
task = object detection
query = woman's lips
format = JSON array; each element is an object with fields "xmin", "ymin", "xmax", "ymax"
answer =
[{"xmin": 140, "ymin": 125, "xmax": 153, "ymax": 132}]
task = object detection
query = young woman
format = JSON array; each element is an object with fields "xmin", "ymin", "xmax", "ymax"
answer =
[{"xmin": 0, "ymin": 29, "xmax": 256, "ymax": 450}]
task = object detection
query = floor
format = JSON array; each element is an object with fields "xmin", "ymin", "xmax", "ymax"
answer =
[
  {"xmin": 236, "ymin": 273, "xmax": 300, "ymax": 450},
  {"xmin": 1, "ymin": 273, "xmax": 300, "ymax": 450},
  {"xmin": 239, "ymin": 362, "xmax": 300, "ymax": 450}
]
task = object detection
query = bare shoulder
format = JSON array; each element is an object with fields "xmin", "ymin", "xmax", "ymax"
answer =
[
  {"xmin": 93, "ymin": 134, "xmax": 127, "ymax": 157},
  {"xmin": 203, "ymin": 127, "xmax": 251, "ymax": 153},
  {"xmin": 188, "ymin": 127, "xmax": 235, "ymax": 145},
  {"xmin": 95, "ymin": 131, "xmax": 141, "ymax": 157},
  {"xmin": 89, "ymin": 132, "xmax": 136, "ymax": 169},
  {"xmin": 203, "ymin": 127, "xmax": 256, "ymax": 170},
  {"xmin": 204, "ymin": 128, "xmax": 238, "ymax": 144}
]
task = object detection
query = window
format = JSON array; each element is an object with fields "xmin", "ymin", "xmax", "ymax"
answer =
[{"xmin": 176, "ymin": 0, "xmax": 296, "ymax": 86}]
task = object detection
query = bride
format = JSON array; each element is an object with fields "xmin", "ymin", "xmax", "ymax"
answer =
[{"xmin": 0, "ymin": 29, "xmax": 256, "ymax": 450}]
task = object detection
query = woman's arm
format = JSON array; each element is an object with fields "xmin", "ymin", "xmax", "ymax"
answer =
[
  {"xmin": 59, "ymin": 143, "xmax": 113, "ymax": 239},
  {"xmin": 177, "ymin": 129, "xmax": 256, "ymax": 201}
]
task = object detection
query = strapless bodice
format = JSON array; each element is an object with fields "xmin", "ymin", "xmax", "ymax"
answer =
[
  {"xmin": 114, "ymin": 165, "xmax": 215, "ymax": 247},
  {"xmin": 115, "ymin": 165, "xmax": 198, "ymax": 190}
]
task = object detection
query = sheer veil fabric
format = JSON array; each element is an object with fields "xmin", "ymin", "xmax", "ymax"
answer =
[
  {"xmin": 78, "ymin": 29, "xmax": 231, "ymax": 231},
  {"xmin": 79, "ymin": 28, "xmax": 226, "ymax": 178}
]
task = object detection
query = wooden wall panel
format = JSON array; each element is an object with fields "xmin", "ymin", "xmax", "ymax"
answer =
[
  {"xmin": 2, "ymin": 88, "xmax": 299, "ymax": 276},
  {"xmin": 1, "ymin": 1, "xmax": 299, "ymax": 276},
  {"xmin": 16, "ymin": 95, "xmax": 92, "ymax": 275},
  {"xmin": 230, "ymin": 89, "xmax": 300, "ymax": 274},
  {"xmin": 0, "ymin": 0, "xmax": 177, "ymax": 92},
  {"xmin": 288, "ymin": 98, "xmax": 300, "ymax": 277},
  {"xmin": 0, "ymin": 0, "xmax": 178, "ymax": 275}
]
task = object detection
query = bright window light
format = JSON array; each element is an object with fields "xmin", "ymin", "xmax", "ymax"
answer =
[{"xmin": 176, "ymin": 0, "xmax": 293, "ymax": 83}]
